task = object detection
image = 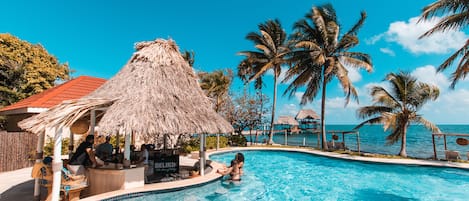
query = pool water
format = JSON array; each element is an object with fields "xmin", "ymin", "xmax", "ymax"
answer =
[{"xmin": 120, "ymin": 150, "xmax": 469, "ymax": 201}]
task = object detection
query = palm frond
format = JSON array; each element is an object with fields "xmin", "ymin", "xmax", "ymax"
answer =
[
  {"xmin": 414, "ymin": 116, "xmax": 441, "ymax": 133},
  {"xmin": 339, "ymin": 56, "xmax": 373, "ymax": 72},
  {"xmin": 354, "ymin": 116, "xmax": 383, "ymax": 130},
  {"xmin": 345, "ymin": 11, "xmax": 367, "ymax": 36},
  {"xmin": 421, "ymin": 12, "xmax": 469, "ymax": 37},
  {"xmin": 356, "ymin": 106, "xmax": 393, "ymax": 119},
  {"xmin": 370, "ymin": 86, "xmax": 401, "ymax": 108}
]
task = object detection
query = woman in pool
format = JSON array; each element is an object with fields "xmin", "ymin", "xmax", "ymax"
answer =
[{"xmin": 217, "ymin": 153, "xmax": 243, "ymax": 181}]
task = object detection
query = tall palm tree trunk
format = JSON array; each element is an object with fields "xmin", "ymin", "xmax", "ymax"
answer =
[
  {"xmin": 399, "ymin": 124, "xmax": 408, "ymax": 157},
  {"xmin": 320, "ymin": 73, "xmax": 328, "ymax": 150},
  {"xmin": 268, "ymin": 69, "xmax": 278, "ymax": 145}
]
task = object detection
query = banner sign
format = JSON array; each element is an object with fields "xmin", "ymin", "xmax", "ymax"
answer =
[{"xmin": 154, "ymin": 154, "xmax": 179, "ymax": 174}]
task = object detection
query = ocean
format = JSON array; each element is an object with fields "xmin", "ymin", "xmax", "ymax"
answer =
[{"xmin": 244, "ymin": 125, "xmax": 469, "ymax": 159}]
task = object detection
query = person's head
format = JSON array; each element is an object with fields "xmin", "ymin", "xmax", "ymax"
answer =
[
  {"xmin": 105, "ymin": 135, "xmax": 111, "ymax": 143},
  {"xmin": 235, "ymin": 153, "xmax": 244, "ymax": 163},
  {"xmin": 86, "ymin": 135, "xmax": 95, "ymax": 143},
  {"xmin": 230, "ymin": 159, "xmax": 238, "ymax": 167},
  {"xmin": 140, "ymin": 144, "xmax": 146, "ymax": 150},
  {"xmin": 43, "ymin": 156, "xmax": 52, "ymax": 166}
]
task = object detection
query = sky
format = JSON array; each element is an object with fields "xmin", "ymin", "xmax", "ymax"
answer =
[{"xmin": 2, "ymin": 0, "xmax": 469, "ymax": 125}]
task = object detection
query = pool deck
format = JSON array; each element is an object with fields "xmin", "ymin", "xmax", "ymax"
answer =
[{"xmin": 1, "ymin": 146, "xmax": 469, "ymax": 200}]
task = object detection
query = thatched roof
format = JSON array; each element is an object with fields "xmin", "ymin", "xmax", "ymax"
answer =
[
  {"xmin": 19, "ymin": 39, "xmax": 233, "ymax": 136},
  {"xmin": 295, "ymin": 109, "xmax": 320, "ymax": 120},
  {"xmin": 275, "ymin": 116, "xmax": 299, "ymax": 126}
]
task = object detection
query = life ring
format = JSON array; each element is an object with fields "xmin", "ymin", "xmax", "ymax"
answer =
[
  {"xmin": 456, "ymin": 138, "xmax": 468, "ymax": 146},
  {"xmin": 332, "ymin": 134, "xmax": 339, "ymax": 140}
]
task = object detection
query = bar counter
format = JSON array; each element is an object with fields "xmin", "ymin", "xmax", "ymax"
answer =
[{"xmin": 88, "ymin": 165, "xmax": 145, "ymax": 196}]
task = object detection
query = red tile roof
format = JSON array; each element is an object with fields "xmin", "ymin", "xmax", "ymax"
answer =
[{"xmin": 0, "ymin": 76, "xmax": 106, "ymax": 113}]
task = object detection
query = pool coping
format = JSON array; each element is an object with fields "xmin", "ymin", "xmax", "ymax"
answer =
[
  {"xmin": 82, "ymin": 146, "xmax": 469, "ymax": 200},
  {"xmin": 208, "ymin": 147, "xmax": 469, "ymax": 170}
]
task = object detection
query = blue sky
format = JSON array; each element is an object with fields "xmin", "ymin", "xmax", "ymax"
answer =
[{"xmin": 2, "ymin": 0, "xmax": 469, "ymax": 125}]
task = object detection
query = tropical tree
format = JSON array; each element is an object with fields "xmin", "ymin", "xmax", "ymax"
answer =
[
  {"xmin": 0, "ymin": 33, "xmax": 70, "ymax": 107},
  {"xmin": 419, "ymin": 0, "xmax": 469, "ymax": 88},
  {"xmin": 182, "ymin": 50, "xmax": 195, "ymax": 67},
  {"xmin": 198, "ymin": 69, "xmax": 233, "ymax": 112},
  {"xmin": 284, "ymin": 4, "xmax": 372, "ymax": 150},
  {"xmin": 238, "ymin": 19, "xmax": 290, "ymax": 145},
  {"xmin": 354, "ymin": 71, "xmax": 440, "ymax": 157}
]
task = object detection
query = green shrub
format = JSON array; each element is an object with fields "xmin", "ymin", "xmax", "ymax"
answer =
[
  {"xmin": 43, "ymin": 137, "xmax": 70, "ymax": 157},
  {"xmin": 180, "ymin": 136, "xmax": 229, "ymax": 154},
  {"xmin": 229, "ymin": 135, "xmax": 247, "ymax": 146},
  {"xmin": 206, "ymin": 136, "xmax": 228, "ymax": 149}
]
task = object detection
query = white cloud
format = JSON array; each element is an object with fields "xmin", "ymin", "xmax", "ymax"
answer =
[
  {"xmin": 294, "ymin": 92, "xmax": 305, "ymax": 103},
  {"xmin": 278, "ymin": 103, "xmax": 299, "ymax": 117},
  {"xmin": 369, "ymin": 16, "xmax": 467, "ymax": 54},
  {"xmin": 344, "ymin": 66, "xmax": 362, "ymax": 83},
  {"xmin": 379, "ymin": 47, "xmax": 396, "ymax": 56},
  {"xmin": 366, "ymin": 33, "xmax": 384, "ymax": 45},
  {"xmin": 266, "ymin": 66, "xmax": 290, "ymax": 84},
  {"xmin": 411, "ymin": 65, "xmax": 449, "ymax": 90}
]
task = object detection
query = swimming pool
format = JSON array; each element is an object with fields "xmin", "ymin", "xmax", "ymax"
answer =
[{"xmin": 116, "ymin": 150, "xmax": 469, "ymax": 201}]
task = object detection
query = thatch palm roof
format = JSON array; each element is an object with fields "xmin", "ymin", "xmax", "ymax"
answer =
[
  {"xmin": 275, "ymin": 116, "xmax": 299, "ymax": 126},
  {"xmin": 295, "ymin": 109, "xmax": 320, "ymax": 120},
  {"xmin": 19, "ymin": 39, "xmax": 233, "ymax": 136}
]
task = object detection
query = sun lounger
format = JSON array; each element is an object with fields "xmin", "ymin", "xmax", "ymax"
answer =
[{"xmin": 445, "ymin": 150, "xmax": 461, "ymax": 161}]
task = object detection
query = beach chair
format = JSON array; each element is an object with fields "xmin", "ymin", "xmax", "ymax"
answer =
[{"xmin": 445, "ymin": 150, "xmax": 461, "ymax": 161}]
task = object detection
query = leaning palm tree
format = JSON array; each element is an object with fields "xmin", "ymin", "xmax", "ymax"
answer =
[
  {"xmin": 419, "ymin": 0, "xmax": 469, "ymax": 88},
  {"xmin": 284, "ymin": 4, "xmax": 372, "ymax": 150},
  {"xmin": 355, "ymin": 71, "xmax": 440, "ymax": 157},
  {"xmin": 238, "ymin": 19, "xmax": 290, "ymax": 145}
]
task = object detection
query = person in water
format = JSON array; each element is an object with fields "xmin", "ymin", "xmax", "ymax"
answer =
[
  {"xmin": 217, "ymin": 159, "xmax": 241, "ymax": 181},
  {"xmin": 217, "ymin": 153, "xmax": 244, "ymax": 181}
]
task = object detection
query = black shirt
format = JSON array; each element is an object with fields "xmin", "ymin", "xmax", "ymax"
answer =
[{"xmin": 69, "ymin": 141, "xmax": 93, "ymax": 166}]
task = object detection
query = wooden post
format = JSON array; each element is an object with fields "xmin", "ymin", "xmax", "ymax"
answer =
[
  {"xmin": 432, "ymin": 134, "xmax": 437, "ymax": 160},
  {"xmin": 199, "ymin": 134, "xmax": 205, "ymax": 176},
  {"xmin": 216, "ymin": 134, "xmax": 220, "ymax": 150},
  {"xmin": 52, "ymin": 127, "xmax": 66, "ymax": 201},
  {"xmin": 33, "ymin": 131, "xmax": 46, "ymax": 200},
  {"xmin": 316, "ymin": 131, "xmax": 320, "ymax": 149},
  {"xmin": 123, "ymin": 131, "xmax": 131, "ymax": 168},
  {"xmin": 69, "ymin": 131, "xmax": 74, "ymax": 159},
  {"xmin": 443, "ymin": 135, "xmax": 447, "ymax": 151},
  {"xmin": 284, "ymin": 130, "xmax": 287, "ymax": 146},
  {"xmin": 342, "ymin": 133, "xmax": 346, "ymax": 151},
  {"xmin": 356, "ymin": 131, "xmax": 360, "ymax": 154},
  {"xmin": 90, "ymin": 110, "xmax": 96, "ymax": 135}
]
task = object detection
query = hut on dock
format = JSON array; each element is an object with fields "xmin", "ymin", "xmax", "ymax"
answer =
[
  {"xmin": 295, "ymin": 109, "xmax": 320, "ymax": 131},
  {"xmin": 275, "ymin": 116, "xmax": 299, "ymax": 134}
]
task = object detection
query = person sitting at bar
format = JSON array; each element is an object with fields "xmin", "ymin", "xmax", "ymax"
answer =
[
  {"xmin": 68, "ymin": 135, "xmax": 101, "ymax": 175},
  {"xmin": 95, "ymin": 135, "xmax": 113, "ymax": 161}
]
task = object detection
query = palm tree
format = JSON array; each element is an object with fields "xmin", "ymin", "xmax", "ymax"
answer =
[
  {"xmin": 355, "ymin": 71, "xmax": 440, "ymax": 157},
  {"xmin": 419, "ymin": 0, "xmax": 469, "ymax": 88},
  {"xmin": 198, "ymin": 69, "xmax": 233, "ymax": 112},
  {"xmin": 182, "ymin": 50, "xmax": 195, "ymax": 67},
  {"xmin": 284, "ymin": 4, "xmax": 372, "ymax": 150},
  {"xmin": 238, "ymin": 19, "xmax": 290, "ymax": 145}
]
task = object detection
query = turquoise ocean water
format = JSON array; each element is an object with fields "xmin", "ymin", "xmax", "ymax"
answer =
[{"xmin": 246, "ymin": 125, "xmax": 469, "ymax": 159}]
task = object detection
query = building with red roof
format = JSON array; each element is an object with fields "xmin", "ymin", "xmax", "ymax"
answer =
[{"xmin": 0, "ymin": 76, "xmax": 106, "ymax": 131}]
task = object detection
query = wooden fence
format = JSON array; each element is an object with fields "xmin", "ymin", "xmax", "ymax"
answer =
[{"xmin": 0, "ymin": 131, "xmax": 37, "ymax": 172}]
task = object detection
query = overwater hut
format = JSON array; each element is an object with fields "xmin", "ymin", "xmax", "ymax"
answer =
[
  {"xmin": 275, "ymin": 116, "xmax": 299, "ymax": 134},
  {"xmin": 19, "ymin": 39, "xmax": 233, "ymax": 201},
  {"xmin": 295, "ymin": 109, "xmax": 320, "ymax": 131}
]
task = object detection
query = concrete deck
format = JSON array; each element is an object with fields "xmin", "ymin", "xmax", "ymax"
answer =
[{"xmin": 1, "ymin": 146, "xmax": 469, "ymax": 200}]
